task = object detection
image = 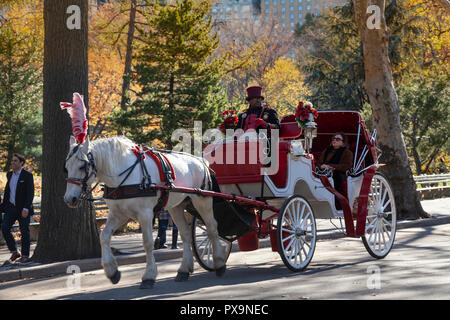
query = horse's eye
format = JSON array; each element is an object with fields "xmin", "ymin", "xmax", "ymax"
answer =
[{"xmin": 79, "ymin": 161, "xmax": 88, "ymax": 171}]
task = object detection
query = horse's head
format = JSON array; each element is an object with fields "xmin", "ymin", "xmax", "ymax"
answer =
[{"xmin": 63, "ymin": 136, "xmax": 97, "ymax": 207}]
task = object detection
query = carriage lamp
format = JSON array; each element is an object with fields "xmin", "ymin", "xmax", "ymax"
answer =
[{"xmin": 304, "ymin": 121, "xmax": 317, "ymax": 154}]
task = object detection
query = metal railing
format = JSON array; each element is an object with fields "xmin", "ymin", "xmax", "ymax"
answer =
[
  {"xmin": 414, "ymin": 173, "xmax": 450, "ymax": 191},
  {"xmin": 5, "ymin": 174, "xmax": 450, "ymax": 237}
]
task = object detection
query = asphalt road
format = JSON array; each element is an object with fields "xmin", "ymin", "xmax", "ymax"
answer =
[{"xmin": 1, "ymin": 223, "xmax": 449, "ymax": 300}]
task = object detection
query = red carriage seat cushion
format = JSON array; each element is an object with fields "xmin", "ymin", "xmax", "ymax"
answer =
[
  {"xmin": 208, "ymin": 140, "xmax": 264, "ymax": 185},
  {"xmin": 279, "ymin": 115, "xmax": 302, "ymax": 140}
]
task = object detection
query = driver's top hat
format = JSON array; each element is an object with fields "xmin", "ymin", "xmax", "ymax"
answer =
[{"xmin": 245, "ymin": 86, "xmax": 264, "ymax": 101}]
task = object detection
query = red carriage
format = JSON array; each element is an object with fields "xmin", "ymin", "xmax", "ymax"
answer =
[{"xmin": 190, "ymin": 110, "xmax": 397, "ymax": 272}]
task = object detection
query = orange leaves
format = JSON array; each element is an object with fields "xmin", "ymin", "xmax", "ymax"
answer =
[{"xmin": 88, "ymin": 49, "xmax": 123, "ymax": 125}]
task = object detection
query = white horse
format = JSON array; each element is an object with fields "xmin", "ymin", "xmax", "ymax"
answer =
[{"xmin": 63, "ymin": 135, "xmax": 226, "ymax": 289}]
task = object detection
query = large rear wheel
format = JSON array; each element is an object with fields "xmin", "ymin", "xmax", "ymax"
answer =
[{"xmin": 362, "ymin": 173, "xmax": 397, "ymax": 259}]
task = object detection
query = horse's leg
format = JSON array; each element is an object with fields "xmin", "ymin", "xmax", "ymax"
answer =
[
  {"xmin": 101, "ymin": 210, "xmax": 128, "ymax": 284},
  {"xmin": 191, "ymin": 196, "xmax": 226, "ymax": 276},
  {"xmin": 137, "ymin": 209, "xmax": 157, "ymax": 289},
  {"xmin": 168, "ymin": 205, "xmax": 194, "ymax": 282}
]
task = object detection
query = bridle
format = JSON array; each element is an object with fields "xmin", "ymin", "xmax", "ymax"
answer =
[{"xmin": 64, "ymin": 144, "xmax": 98, "ymax": 201}]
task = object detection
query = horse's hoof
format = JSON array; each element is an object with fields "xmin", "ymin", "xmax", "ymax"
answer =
[
  {"xmin": 109, "ymin": 270, "xmax": 121, "ymax": 284},
  {"xmin": 175, "ymin": 272, "xmax": 189, "ymax": 282},
  {"xmin": 139, "ymin": 279, "xmax": 155, "ymax": 289},
  {"xmin": 215, "ymin": 265, "xmax": 226, "ymax": 277}
]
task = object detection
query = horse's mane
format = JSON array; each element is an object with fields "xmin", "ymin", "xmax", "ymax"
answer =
[
  {"xmin": 91, "ymin": 135, "xmax": 210, "ymax": 176},
  {"xmin": 91, "ymin": 136, "xmax": 135, "ymax": 176}
]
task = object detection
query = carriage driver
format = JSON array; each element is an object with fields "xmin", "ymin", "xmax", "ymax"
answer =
[{"xmin": 236, "ymin": 86, "xmax": 280, "ymax": 132}]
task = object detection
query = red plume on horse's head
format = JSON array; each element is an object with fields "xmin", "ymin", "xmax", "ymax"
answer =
[{"xmin": 60, "ymin": 92, "xmax": 88, "ymax": 143}]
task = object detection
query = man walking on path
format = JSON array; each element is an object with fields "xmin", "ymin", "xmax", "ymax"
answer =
[{"xmin": 1, "ymin": 154, "xmax": 35, "ymax": 263}]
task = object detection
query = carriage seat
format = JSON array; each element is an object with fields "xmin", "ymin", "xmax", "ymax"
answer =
[{"xmin": 279, "ymin": 115, "xmax": 302, "ymax": 140}]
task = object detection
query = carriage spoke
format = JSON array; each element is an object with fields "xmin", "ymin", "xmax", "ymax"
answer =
[
  {"xmin": 281, "ymin": 227, "xmax": 295, "ymax": 234},
  {"xmin": 198, "ymin": 235, "xmax": 209, "ymax": 248},
  {"xmin": 382, "ymin": 217, "xmax": 392, "ymax": 229},
  {"xmin": 285, "ymin": 236, "xmax": 296, "ymax": 253},
  {"xmin": 288, "ymin": 239, "xmax": 296, "ymax": 261},
  {"xmin": 380, "ymin": 187, "xmax": 388, "ymax": 207},
  {"xmin": 282, "ymin": 233, "xmax": 295, "ymax": 243},
  {"xmin": 377, "ymin": 182, "xmax": 383, "ymax": 204},
  {"xmin": 302, "ymin": 221, "xmax": 313, "ymax": 230},
  {"xmin": 381, "ymin": 222, "xmax": 392, "ymax": 242},
  {"xmin": 382, "ymin": 198, "xmax": 391, "ymax": 211},
  {"xmin": 368, "ymin": 219, "xmax": 377, "ymax": 245},
  {"xmin": 298, "ymin": 241, "xmax": 304, "ymax": 265},
  {"xmin": 284, "ymin": 213, "xmax": 296, "ymax": 230},
  {"xmin": 366, "ymin": 217, "xmax": 377, "ymax": 231},
  {"xmin": 372, "ymin": 223, "xmax": 379, "ymax": 249},
  {"xmin": 295, "ymin": 202, "xmax": 300, "ymax": 225},
  {"xmin": 297, "ymin": 202, "xmax": 305, "ymax": 225},
  {"xmin": 199, "ymin": 239, "xmax": 210, "ymax": 258},
  {"xmin": 300, "ymin": 238, "xmax": 309, "ymax": 258},
  {"xmin": 287, "ymin": 207, "xmax": 296, "ymax": 227},
  {"xmin": 377, "ymin": 223, "xmax": 383, "ymax": 250},
  {"xmin": 302, "ymin": 237, "xmax": 312, "ymax": 250},
  {"xmin": 380, "ymin": 224, "xmax": 388, "ymax": 248},
  {"xmin": 298, "ymin": 211, "xmax": 311, "ymax": 229}
]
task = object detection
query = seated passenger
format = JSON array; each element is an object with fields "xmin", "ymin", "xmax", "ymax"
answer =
[
  {"xmin": 317, "ymin": 132, "xmax": 353, "ymax": 196},
  {"xmin": 236, "ymin": 86, "xmax": 280, "ymax": 132}
]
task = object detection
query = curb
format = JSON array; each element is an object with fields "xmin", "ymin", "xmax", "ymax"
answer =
[
  {"xmin": 1, "ymin": 215, "xmax": 449, "ymax": 284},
  {"xmin": 0, "ymin": 247, "xmax": 183, "ymax": 283}
]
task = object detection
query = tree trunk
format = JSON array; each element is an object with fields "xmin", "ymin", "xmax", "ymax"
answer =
[
  {"xmin": 120, "ymin": 0, "xmax": 137, "ymax": 111},
  {"xmin": 353, "ymin": 0, "xmax": 428, "ymax": 219},
  {"xmin": 3, "ymin": 139, "xmax": 15, "ymax": 172},
  {"xmin": 33, "ymin": 0, "xmax": 101, "ymax": 263}
]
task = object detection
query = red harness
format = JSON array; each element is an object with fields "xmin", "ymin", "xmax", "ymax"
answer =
[
  {"xmin": 131, "ymin": 145, "xmax": 176, "ymax": 183},
  {"xmin": 103, "ymin": 146, "xmax": 176, "ymax": 216}
]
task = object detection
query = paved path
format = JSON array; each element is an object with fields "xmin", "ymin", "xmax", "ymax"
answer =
[
  {"xmin": 0, "ymin": 197, "xmax": 448, "ymax": 284},
  {"xmin": 1, "ymin": 223, "xmax": 449, "ymax": 300}
]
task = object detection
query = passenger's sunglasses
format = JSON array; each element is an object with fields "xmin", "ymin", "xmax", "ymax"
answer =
[{"xmin": 332, "ymin": 137, "xmax": 343, "ymax": 141}]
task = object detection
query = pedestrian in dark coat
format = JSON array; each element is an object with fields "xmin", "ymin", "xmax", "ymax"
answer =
[{"xmin": 1, "ymin": 153, "xmax": 34, "ymax": 263}]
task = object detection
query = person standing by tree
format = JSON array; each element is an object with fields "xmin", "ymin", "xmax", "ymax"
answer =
[{"xmin": 1, "ymin": 154, "xmax": 34, "ymax": 263}]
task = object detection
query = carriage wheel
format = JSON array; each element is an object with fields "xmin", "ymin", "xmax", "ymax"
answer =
[
  {"xmin": 362, "ymin": 173, "xmax": 397, "ymax": 259},
  {"xmin": 191, "ymin": 215, "xmax": 232, "ymax": 271},
  {"xmin": 277, "ymin": 195, "xmax": 317, "ymax": 272}
]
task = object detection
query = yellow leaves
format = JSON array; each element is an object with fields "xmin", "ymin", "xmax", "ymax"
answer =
[
  {"xmin": 88, "ymin": 49, "xmax": 123, "ymax": 125},
  {"xmin": 262, "ymin": 57, "xmax": 310, "ymax": 116},
  {"xmin": 1, "ymin": 1, "xmax": 44, "ymax": 60},
  {"xmin": 403, "ymin": 0, "xmax": 450, "ymax": 68}
]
